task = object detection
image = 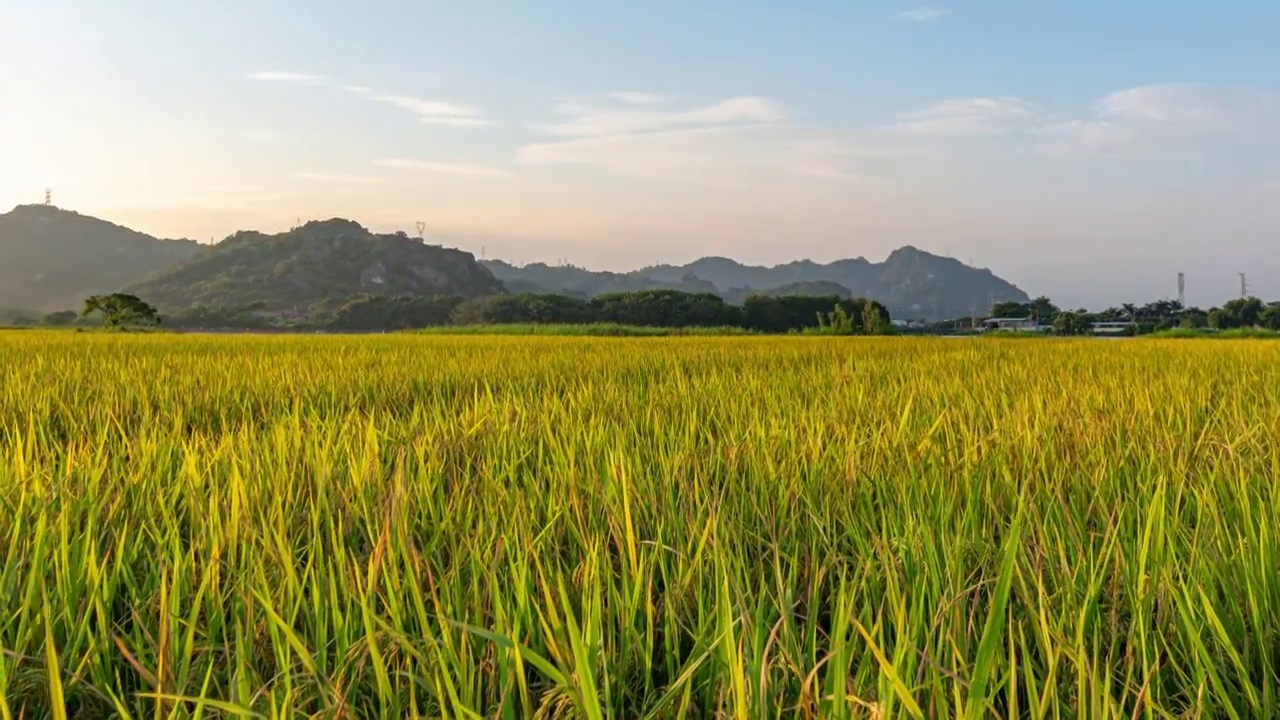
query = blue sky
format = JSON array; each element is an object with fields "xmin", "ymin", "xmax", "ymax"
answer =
[{"xmin": 3, "ymin": 0, "xmax": 1279, "ymax": 308}]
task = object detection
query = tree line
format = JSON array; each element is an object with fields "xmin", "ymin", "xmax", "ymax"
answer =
[
  {"xmin": 983, "ymin": 296, "xmax": 1280, "ymax": 335},
  {"xmin": 33, "ymin": 289, "xmax": 1280, "ymax": 336},
  {"xmin": 64, "ymin": 290, "xmax": 894, "ymax": 334},
  {"xmin": 328, "ymin": 290, "xmax": 893, "ymax": 334}
]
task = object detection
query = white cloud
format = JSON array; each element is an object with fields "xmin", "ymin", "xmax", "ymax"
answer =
[
  {"xmin": 247, "ymin": 71, "xmax": 330, "ymax": 86},
  {"xmin": 893, "ymin": 97, "xmax": 1052, "ymax": 135},
  {"xmin": 544, "ymin": 96, "xmax": 787, "ymax": 137},
  {"xmin": 293, "ymin": 172, "xmax": 385, "ymax": 185},
  {"xmin": 517, "ymin": 124, "xmax": 879, "ymax": 188},
  {"xmin": 419, "ymin": 117, "xmax": 493, "ymax": 128},
  {"xmin": 370, "ymin": 95, "xmax": 481, "ymax": 119},
  {"xmin": 895, "ymin": 7, "xmax": 949, "ymax": 22},
  {"xmin": 244, "ymin": 72, "xmax": 491, "ymax": 128},
  {"xmin": 373, "ymin": 159, "xmax": 514, "ymax": 178},
  {"xmin": 1043, "ymin": 84, "xmax": 1279, "ymax": 155},
  {"xmin": 520, "ymin": 95, "xmax": 915, "ymax": 187},
  {"xmin": 607, "ymin": 91, "xmax": 672, "ymax": 105},
  {"xmin": 367, "ymin": 93, "xmax": 492, "ymax": 127}
]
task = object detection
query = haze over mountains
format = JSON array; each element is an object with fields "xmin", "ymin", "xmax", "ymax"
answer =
[
  {"xmin": 485, "ymin": 249, "xmax": 1029, "ymax": 320},
  {"xmin": 0, "ymin": 204, "xmax": 1030, "ymax": 320},
  {"xmin": 0, "ymin": 204, "xmax": 202, "ymax": 311}
]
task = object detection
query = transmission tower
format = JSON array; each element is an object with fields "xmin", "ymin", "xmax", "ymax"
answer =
[
  {"xmin": 44, "ymin": 188, "xmax": 52, "ymax": 206},
  {"xmin": 1240, "ymin": 273, "xmax": 1249, "ymax": 299},
  {"xmin": 415, "ymin": 221, "xmax": 426, "ymax": 241},
  {"xmin": 1177, "ymin": 272, "xmax": 1185, "ymax": 308}
]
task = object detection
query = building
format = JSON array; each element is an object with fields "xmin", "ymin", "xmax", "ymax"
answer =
[
  {"xmin": 978, "ymin": 317, "xmax": 1045, "ymax": 332},
  {"xmin": 1090, "ymin": 321, "xmax": 1136, "ymax": 335}
]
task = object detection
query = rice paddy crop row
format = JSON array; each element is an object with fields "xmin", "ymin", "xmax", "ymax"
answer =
[{"xmin": 1, "ymin": 331, "xmax": 1278, "ymax": 718}]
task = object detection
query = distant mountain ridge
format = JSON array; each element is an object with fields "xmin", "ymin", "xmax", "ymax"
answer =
[
  {"xmin": 1, "ymin": 204, "xmax": 1030, "ymax": 320},
  {"xmin": 0, "ymin": 204, "xmax": 203, "ymax": 311},
  {"xmin": 484, "ymin": 246, "xmax": 1029, "ymax": 320},
  {"xmin": 127, "ymin": 219, "xmax": 502, "ymax": 312}
]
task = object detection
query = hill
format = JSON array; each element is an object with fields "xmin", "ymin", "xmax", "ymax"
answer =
[
  {"xmin": 0, "ymin": 204, "xmax": 203, "ymax": 311},
  {"xmin": 722, "ymin": 280, "xmax": 853, "ymax": 304},
  {"xmin": 0, "ymin": 204, "xmax": 1031, "ymax": 321},
  {"xmin": 485, "ymin": 246, "xmax": 1029, "ymax": 320},
  {"xmin": 126, "ymin": 218, "xmax": 503, "ymax": 312}
]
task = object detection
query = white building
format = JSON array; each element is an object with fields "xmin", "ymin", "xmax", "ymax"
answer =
[{"xmin": 978, "ymin": 317, "xmax": 1045, "ymax": 332}]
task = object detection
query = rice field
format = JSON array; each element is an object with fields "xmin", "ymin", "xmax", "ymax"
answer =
[{"xmin": 2, "ymin": 331, "xmax": 1278, "ymax": 719}]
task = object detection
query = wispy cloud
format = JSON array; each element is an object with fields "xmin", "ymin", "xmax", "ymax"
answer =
[
  {"xmin": 517, "ymin": 94, "xmax": 913, "ymax": 187},
  {"xmin": 544, "ymin": 96, "xmax": 787, "ymax": 137},
  {"xmin": 889, "ymin": 84, "xmax": 1280, "ymax": 157},
  {"xmin": 518, "ymin": 126, "xmax": 778, "ymax": 188},
  {"xmin": 893, "ymin": 98, "xmax": 1052, "ymax": 135},
  {"xmin": 247, "ymin": 71, "xmax": 330, "ymax": 86},
  {"xmin": 293, "ymin": 172, "xmax": 385, "ymax": 185},
  {"xmin": 373, "ymin": 159, "xmax": 514, "ymax": 178},
  {"xmin": 607, "ymin": 91, "xmax": 672, "ymax": 105},
  {"xmin": 368, "ymin": 94, "xmax": 486, "ymax": 124},
  {"xmin": 517, "ymin": 125, "xmax": 883, "ymax": 189},
  {"xmin": 245, "ymin": 72, "xmax": 491, "ymax": 128},
  {"xmin": 1042, "ymin": 84, "xmax": 1279, "ymax": 155},
  {"xmin": 894, "ymin": 7, "xmax": 949, "ymax": 22}
]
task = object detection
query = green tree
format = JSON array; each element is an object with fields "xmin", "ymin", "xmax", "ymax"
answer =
[
  {"xmin": 42, "ymin": 310, "xmax": 79, "ymax": 326},
  {"xmin": 1209, "ymin": 297, "xmax": 1266, "ymax": 330},
  {"xmin": 452, "ymin": 293, "xmax": 598, "ymax": 325},
  {"xmin": 861, "ymin": 300, "xmax": 887, "ymax": 335},
  {"xmin": 82, "ymin": 293, "xmax": 161, "ymax": 329},
  {"xmin": 1028, "ymin": 296, "xmax": 1060, "ymax": 323},
  {"xmin": 1052, "ymin": 311, "xmax": 1088, "ymax": 336},
  {"xmin": 989, "ymin": 301, "xmax": 1030, "ymax": 318},
  {"xmin": 328, "ymin": 294, "xmax": 463, "ymax": 330},
  {"xmin": 590, "ymin": 289, "xmax": 741, "ymax": 327},
  {"xmin": 1178, "ymin": 307, "xmax": 1207, "ymax": 329},
  {"xmin": 815, "ymin": 304, "xmax": 858, "ymax": 334},
  {"xmin": 1260, "ymin": 303, "xmax": 1280, "ymax": 331}
]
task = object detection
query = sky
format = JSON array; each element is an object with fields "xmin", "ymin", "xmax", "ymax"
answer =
[{"xmin": 2, "ymin": 0, "xmax": 1279, "ymax": 309}]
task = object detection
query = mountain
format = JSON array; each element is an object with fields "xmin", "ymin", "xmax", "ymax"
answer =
[
  {"xmin": 1, "ymin": 204, "xmax": 1030, "ymax": 321},
  {"xmin": 482, "ymin": 260, "xmax": 721, "ymax": 298},
  {"xmin": 127, "ymin": 218, "xmax": 503, "ymax": 312},
  {"xmin": 485, "ymin": 246, "xmax": 1029, "ymax": 320},
  {"xmin": 0, "ymin": 204, "xmax": 203, "ymax": 311},
  {"xmin": 722, "ymin": 280, "xmax": 853, "ymax": 304}
]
